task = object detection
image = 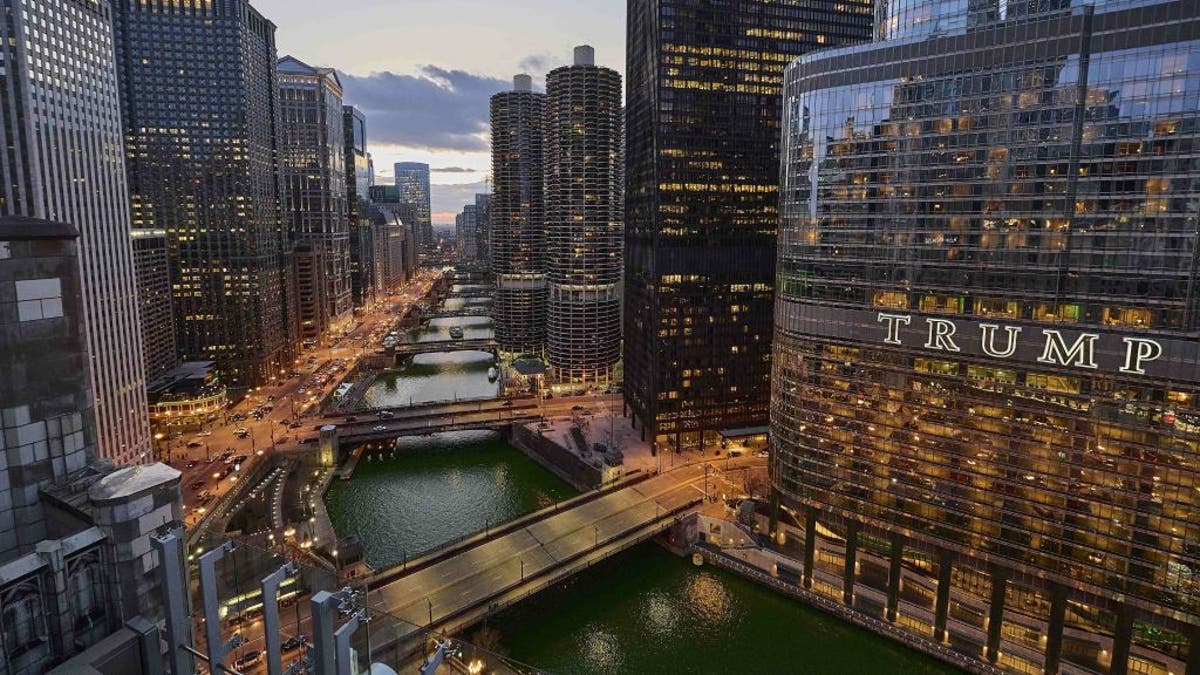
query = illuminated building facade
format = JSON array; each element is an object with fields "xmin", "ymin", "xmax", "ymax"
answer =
[
  {"xmin": 132, "ymin": 228, "xmax": 178, "ymax": 383},
  {"xmin": 475, "ymin": 192, "xmax": 492, "ymax": 268},
  {"xmin": 546, "ymin": 46, "xmax": 623, "ymax": 384},
  {"xmin": 623, "ymin": 0, "xmax": 873, "ymax": 451},
  {"xmin": 278, "ymin": 56, "xmax": 352, "ymax": 337},
  {"xmin": 113, "ymin": 0, "xmax": 290, "ymax": 387},
  {"xmin": 395, "ymin": 162, "xmax": 433, "ymax": 252},
  {"xmin": 0, "ymin": 0, "xmax": 152, "ymax": 465},
  {"xmin": 773, "ymin": 1, "xmax": 1200, "ymax": 672},
  {"xmin": 491, "ymin": 75, "xmax": 548, "ymax": 354}
]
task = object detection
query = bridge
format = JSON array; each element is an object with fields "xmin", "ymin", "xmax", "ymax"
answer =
[
  {"xmin": 425, "ymin": 307, "xmax": 492, "ymax": 319},
  {"xmin": 362, "ymin": 461, "xmax": 729, "ymax": 644},
  {"xmin": 330, "ymin": 407, "xmax": 538, "ymax": 444},
  {"xmin": 389, "ymin": 337, "xmax": 498, "ymax": 360}
]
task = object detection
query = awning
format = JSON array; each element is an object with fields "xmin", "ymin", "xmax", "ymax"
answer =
[{"xmin": 718, "ymin": 425, "xmax": 770, "ymax": 439}]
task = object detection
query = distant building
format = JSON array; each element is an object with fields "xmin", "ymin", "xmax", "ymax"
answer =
[
  {"xmin": 0, "ymin": 217, "xmax": 182, "ymax": 674},
  {"xmin": 457, "ymin": 204, "xmax": 479, "ymax": 260},
  {"xmin": 1, "ymin": 0, "xmax": 151, "ymax": 465},
  {"xmin": 279, "ymin": 56, "xmax": 353, "ymax": 340},
  {"xmin": 345, "ymin": 106, "xmax": 377, "ymax": 308},
  {"xmin": 113, "ymin": 0, "xmax": 291, "ymax": 388},
  {"xmin": 474, "ymin": 193, "xmax": 492, "ymax": 268},
  {"xmin": 490, "ymin": 74, "xmax": 548, "ymax": 354},
  {"xmin": 545, "ymin": 46, "xmax": 622, "ymax": 385},
  {"xmin": 394, "ymin": 162, "xmax": 433, "ymax": 252},
  {"xmin": 131, "ymin": 229, "xmax": 178, "ymax": 384}
]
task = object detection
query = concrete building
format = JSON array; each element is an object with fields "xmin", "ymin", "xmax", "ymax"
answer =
[
  {"xmin": 623, "ymin": 0, "xmax": 873, "ymax": 452},
  {"xmin": 279, "ymin": 56, "xmax": 353, "ymax": 340},
  {"xmin": 131, "ymin": 229, "xmax": 177, "ymax": 385},
  {"xmin": 113, "ymin": 0, "xmax": 291, "ymax": 388},
  {"xmin": 545, "ymin": 46, "xmax": 622, "ymax": 385},
  {"xmin": 0, "ymin": 217, "xmax": 181, "ymax": 674},
  {"xmin": 394, "ymin": 162, "xmax": 433, "ymax": 253},
  {"xmin": 456, "ymin": 204, "xmax": 479, "ymax": 260},
  {"xmin": 490, "ymin": 74, "xmax": 548, "ymax": 354},
  {"xmin": 773, "ymin": 0, "xmax": 1200, "ymax": 672},
  {"xmin": 474, "ymin": 192, "xmax": 492, "ymax": 269},
  {"xmin": 0, "ymin": 0, "xmax": 151, "ymax": 466}
]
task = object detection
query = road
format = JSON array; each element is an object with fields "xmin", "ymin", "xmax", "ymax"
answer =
[{"xmin": 165, "ymin": 269, "xmax": 443, "ymax": 530}]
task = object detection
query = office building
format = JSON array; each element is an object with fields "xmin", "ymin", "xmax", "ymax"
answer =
[
  {"xmin": 490, "ymin": 74, "xmax": 548, "ymax": 354},
  {"xmin": 0, "ymin": 217, "xmax": 181, "ymax": 674},
  {"xmin": 113, "ymin": 0, "xmax": 290, "ymax": 387},
  {"xmin": 395, "ymin": 161, "xmax": 433, "ymax": 251},
  {"xmin": 623, "ymin": 0, "xmax": 873, "ymax": 451},
  {"xmin": 772, "ymin": 1, "xmax": 1200, "ymax": 672},
  {"xmin": 474, "ymin": 192, "xmax": 492, "ymax": 268},
  {"xmin": 279, "ymin": 56, "xmax": 352, "ymax": 341},
  {"xmin": 345, "ymin": 105, "xmax": 377, "ymax": 308},
  {"xmin": 131, "ymin": 229, "xmax": 178, "ymax": 383},
  {"xmin": 0, "ymin": 0, "xmax": 151, "ymax": 465},
  {"xmin": 545, "ymin": 46, "xmax": 622, "ymax": 384},
  {"xmin": 457, "ymin": 203, "xmax": 479, "ymax": 260}
]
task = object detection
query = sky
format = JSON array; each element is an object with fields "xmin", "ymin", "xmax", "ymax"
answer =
[{"xmin": 253, "ymin": 0, "xmax": 625, "ymax": 224}]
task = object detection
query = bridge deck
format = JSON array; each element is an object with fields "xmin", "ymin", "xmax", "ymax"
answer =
[{"xmin": 368, "ymin": 463, "xmax": 714, "ymax": 634}]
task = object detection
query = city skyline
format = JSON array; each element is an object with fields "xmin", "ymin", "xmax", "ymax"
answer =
[{"xmin": 250, "ymin": 0, "xmax": 625, "ymax": 223}]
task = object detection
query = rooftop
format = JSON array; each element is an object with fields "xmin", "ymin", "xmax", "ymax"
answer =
[{"xmin": 0, "ymin": 215, "xmax": 79, "ymax": 240}]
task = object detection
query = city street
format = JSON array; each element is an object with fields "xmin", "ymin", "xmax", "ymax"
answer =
[{"xmin": 166, "ymin": 269, "xmax": 442, "ymax": 530}]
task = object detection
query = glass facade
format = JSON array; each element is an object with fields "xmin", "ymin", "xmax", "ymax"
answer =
[
  {"xmin": 394, "ymin": 162, "xmax": 433, "ymax": 253},
  {"xmin": 345, "ymin": 105, "xmax": 377, "ymax": 309},
  {"xmin": 113, "ymin": 0, "xmax": 290, "ymax": 388},
  {"xmin": 623, "ymin": 0, "xmax": 874, "ymax": 451},
  {"xmin": 545, "ymin": 50, "xmax": 623, "ymax": 384},
  {"xmin": 774, "ymin": 1, "xmax": 1200, "ymax": 672}
]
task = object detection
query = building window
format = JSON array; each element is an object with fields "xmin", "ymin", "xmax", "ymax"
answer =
[{"xmin": 15, "ymin": 278, "xmax": 63, "ymax": 321}]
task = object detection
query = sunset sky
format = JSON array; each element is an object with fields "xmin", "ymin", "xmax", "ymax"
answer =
[{"xmin": 252, "ymin": 0, "xmax": 625, "ymax": 224}]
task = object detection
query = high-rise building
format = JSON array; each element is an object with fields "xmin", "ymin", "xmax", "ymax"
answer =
[
  {"xmin": 457, "ymin": 203, "xmax": 479, "ymax": 260},
  {"xmin": 394, "ymin": 161, "xmax": 433, "ymax": 251},
  {"xmin": 367, "ymin": 185, "xmax": 418, "ymax": 291},
  {"xmin": 474, "ymin": 192, "xmax": 492, "ymax": 268},
  {"xmin": 131, "ymin": 229, "xmax": 178, "ymax": 384},
  {"xmin": 345, "ymin": 105, "xmax": 377, "ymax": 308},
  {"xmin": 0, "ymin": 0, "xmax": 151, "ymax": 465},
  {"xmin": 113, "ymin": 0, "xmax": 290, "ymax": 388},
  {"xmin": 623, "ymin": 0, "xmax": 873, "ymax": 452},
  {"xmin": 545, "ymin": 46, "xmax": 622, "ymax": 384},
  {"xmin": 278, "ymin": 56, "xmax": 353, "ymax": 341},
  {"xmin": 0, "ymin": 217, "xmax": 182, "ymax": 673},
  {"xmin": 490, "ymin": 74, "xmax": 548, "ymax": 354},
  {"xmin": 772, "ymin": 1, "xmax": 1200, "ymax": 672}
]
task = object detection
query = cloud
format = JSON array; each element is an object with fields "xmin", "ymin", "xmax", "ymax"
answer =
[
  {"xmin": 518, "ymin": 53, "xmax": 557, "ymax": 79},
  {"xmin": 431, "ymin": 166, "xmax": 479, "ymax": 173},
  {"xmin": 431, "ymin": 180, "xmax": 489, "ymax": 219},
  {"xmin": 339, "ymin": 66, "xmax": 507, "ymax": 153}
]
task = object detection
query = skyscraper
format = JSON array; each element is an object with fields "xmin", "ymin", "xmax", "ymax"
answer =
[
  {"xmin": 490, "ymin": 75, "xmax": 548, "ymax": 354},
  {"xmin": 394, "ymin": 162, "xmax": 433, "ymax": 251},
  {"xmin": 474, "ymin": 192, "xmax": 492, "ymax": 268},
  {"xmin": 456, "ymin": 204, "xmax": 479, "ymax": 260},
  {"xmin": 278, "ymin": 56, "xmax": 353, "ymax": 339},
  {"xmin": 545, "ymin": 46, "xmax": 622, "ymax": 384},
  {"xmin": 131, "ymin": 228, "xmax": 178, "ymax": 384},
  {"xmin": 113, "ymin": 0, "xmax": 290, "ymax": 388},
  {"xmin": 0, "ymin": 0, "xmax": 151, "ymax": 465},
  {"xmin": 773, "ymin": 1, "xmax": 1200, "ymax": 672},
  {"xmin": 345, "ymin": 105, "xmax": 377, "ymax": 308},
  {"xmin": 623, "ymin": 0, "xmax": 873, "ymax": 452}
]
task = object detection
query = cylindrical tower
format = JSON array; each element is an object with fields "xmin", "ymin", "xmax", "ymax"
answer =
[
  {"xmin": 545, "ymin": 46, "xmax": 622, "ymax": 384},
  {"xmin": 490, "ymin": 74, "xmax": 547, "ymax": 353}
]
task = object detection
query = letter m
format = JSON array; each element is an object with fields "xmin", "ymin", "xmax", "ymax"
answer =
[{"xmin": 1036, "ymin": 330, "xmax": 1099, "ymax": 369}]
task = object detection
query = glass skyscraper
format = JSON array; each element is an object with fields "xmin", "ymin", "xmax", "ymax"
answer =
[
  {"xmin": 623, "ymin": 0, "xmax": 874, "ymax": 452},
  {"xmin": 394, "ymin": 162, "xmax": 433, "ymax": 251},
  {"xmin": 113, "ymin": 0, "xmax": 290, "ymax": 388},
  {"xmin": 0, "ymin": 0, "xmax": 151, "ymax": 465},
  {"xmin": 773, "ymin": 1, "xmax": 1200, "ymax": 672}
]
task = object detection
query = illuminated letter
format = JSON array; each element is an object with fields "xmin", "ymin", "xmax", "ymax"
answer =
[
  {"xmin": 1120, "ymin": 338, "xmax": 1162, "ymax": 375},
  {"xmin": 924, "ymin": 318, "xmax": 961, "ymax": 352},
  {"xmin": 876, "ymin": 312, "xmax": 911, "ymax": 345},
  {"xmin": 980, "ymin": 323, "xmax": 1022, "ymax": 358},
  {"xmin": 1037, "ymin": 330, "xmax": 1098, "ymax": 369}
]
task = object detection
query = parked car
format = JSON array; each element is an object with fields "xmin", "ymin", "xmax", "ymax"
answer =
[
  {"xmin": 189, "ymin": 480, "xmax": 206, "ymax": 490},
  {"xmin": 373, "ymin": 425, "xmax": 389, "ymax": 432},
  {"xmin": 233, "ymin": 651, "xmax": 262, "ymax": 669},
  {"xmin": 195, "ymin": 430, "xmax": 212, "ymax": 437},
  {"xmin": 186, "ymin": 441, "xmax": 203, "ymax": 449},
  {"xmin": 281, "ymin": 634, "xmax": 307, "ymax": 652},
  {"xmin": 343, "ymin": 416, "xmax": 358, "ymax": 423},
  {"xmin": 185, "ymin": 460, "xmax": 198, "ymax": 469}
]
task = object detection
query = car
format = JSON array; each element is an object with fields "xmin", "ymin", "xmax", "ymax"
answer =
[
  {"xmin": 289, "ymin": 422, "xmax": 302, "ymax": 429},
  {"xmin": 503, "ymin": 400, "xmax": 513, "ymax": 407},
  {"xmin": 186, "ymin": 441, "xmax": 203, "ymax": 449},
  {"xmin": 267, "ymin": 395, "xmax": 276, "ymax": 402},
  {"xmin": 344, "ymin": 416, "xmax": 358, "ymax": 423},
  {"xmin": 571, "ymin": 405, "xmax": 584, "ymax": 411},
  {"xmin": 233, "ymin": 455, "xmax": 248, "ymax": 464},
  {"xmin": 197, "ymin": 490, "xmax": 211, "ymax": 500},
  {"xmin": 195, "ymin": 430, "xmax": 212, "ymax": 437},
  {"xmin": 185, "ymin": 460, "xmax": 198, "ymax": 469},
  {"xmin": 234, "ymin": 428, "xmax": 249, "ymax": 436},
  {"xmin": 373, "ymin": 425, "xmax": 389, "ymax": 432},
  {"xmin": 301, "ymin": 437, "xmax": 318, "ymax": 445},
  {"xmin": 189, "ymin": 480, "xmax": 206, "ymax": 490},
  {"xmin": 378, "ymin": 410, "xmax": 394, "ymax": 418},
  {"xmin": 233, "ymin": 651, "xmax": 262, "ymax": 669},
  {"xmin": 282, "ymin": 634, "xmax": 307, "ymax": 652}
]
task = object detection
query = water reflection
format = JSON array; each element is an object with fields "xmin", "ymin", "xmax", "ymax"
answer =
[
  {"xmin": 363, "ymin": 350, "xmax": 499, "ymax": 408},
  {"xmin": 406, "ymin": 317, "xmax": 493, "ymax": 342}
]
